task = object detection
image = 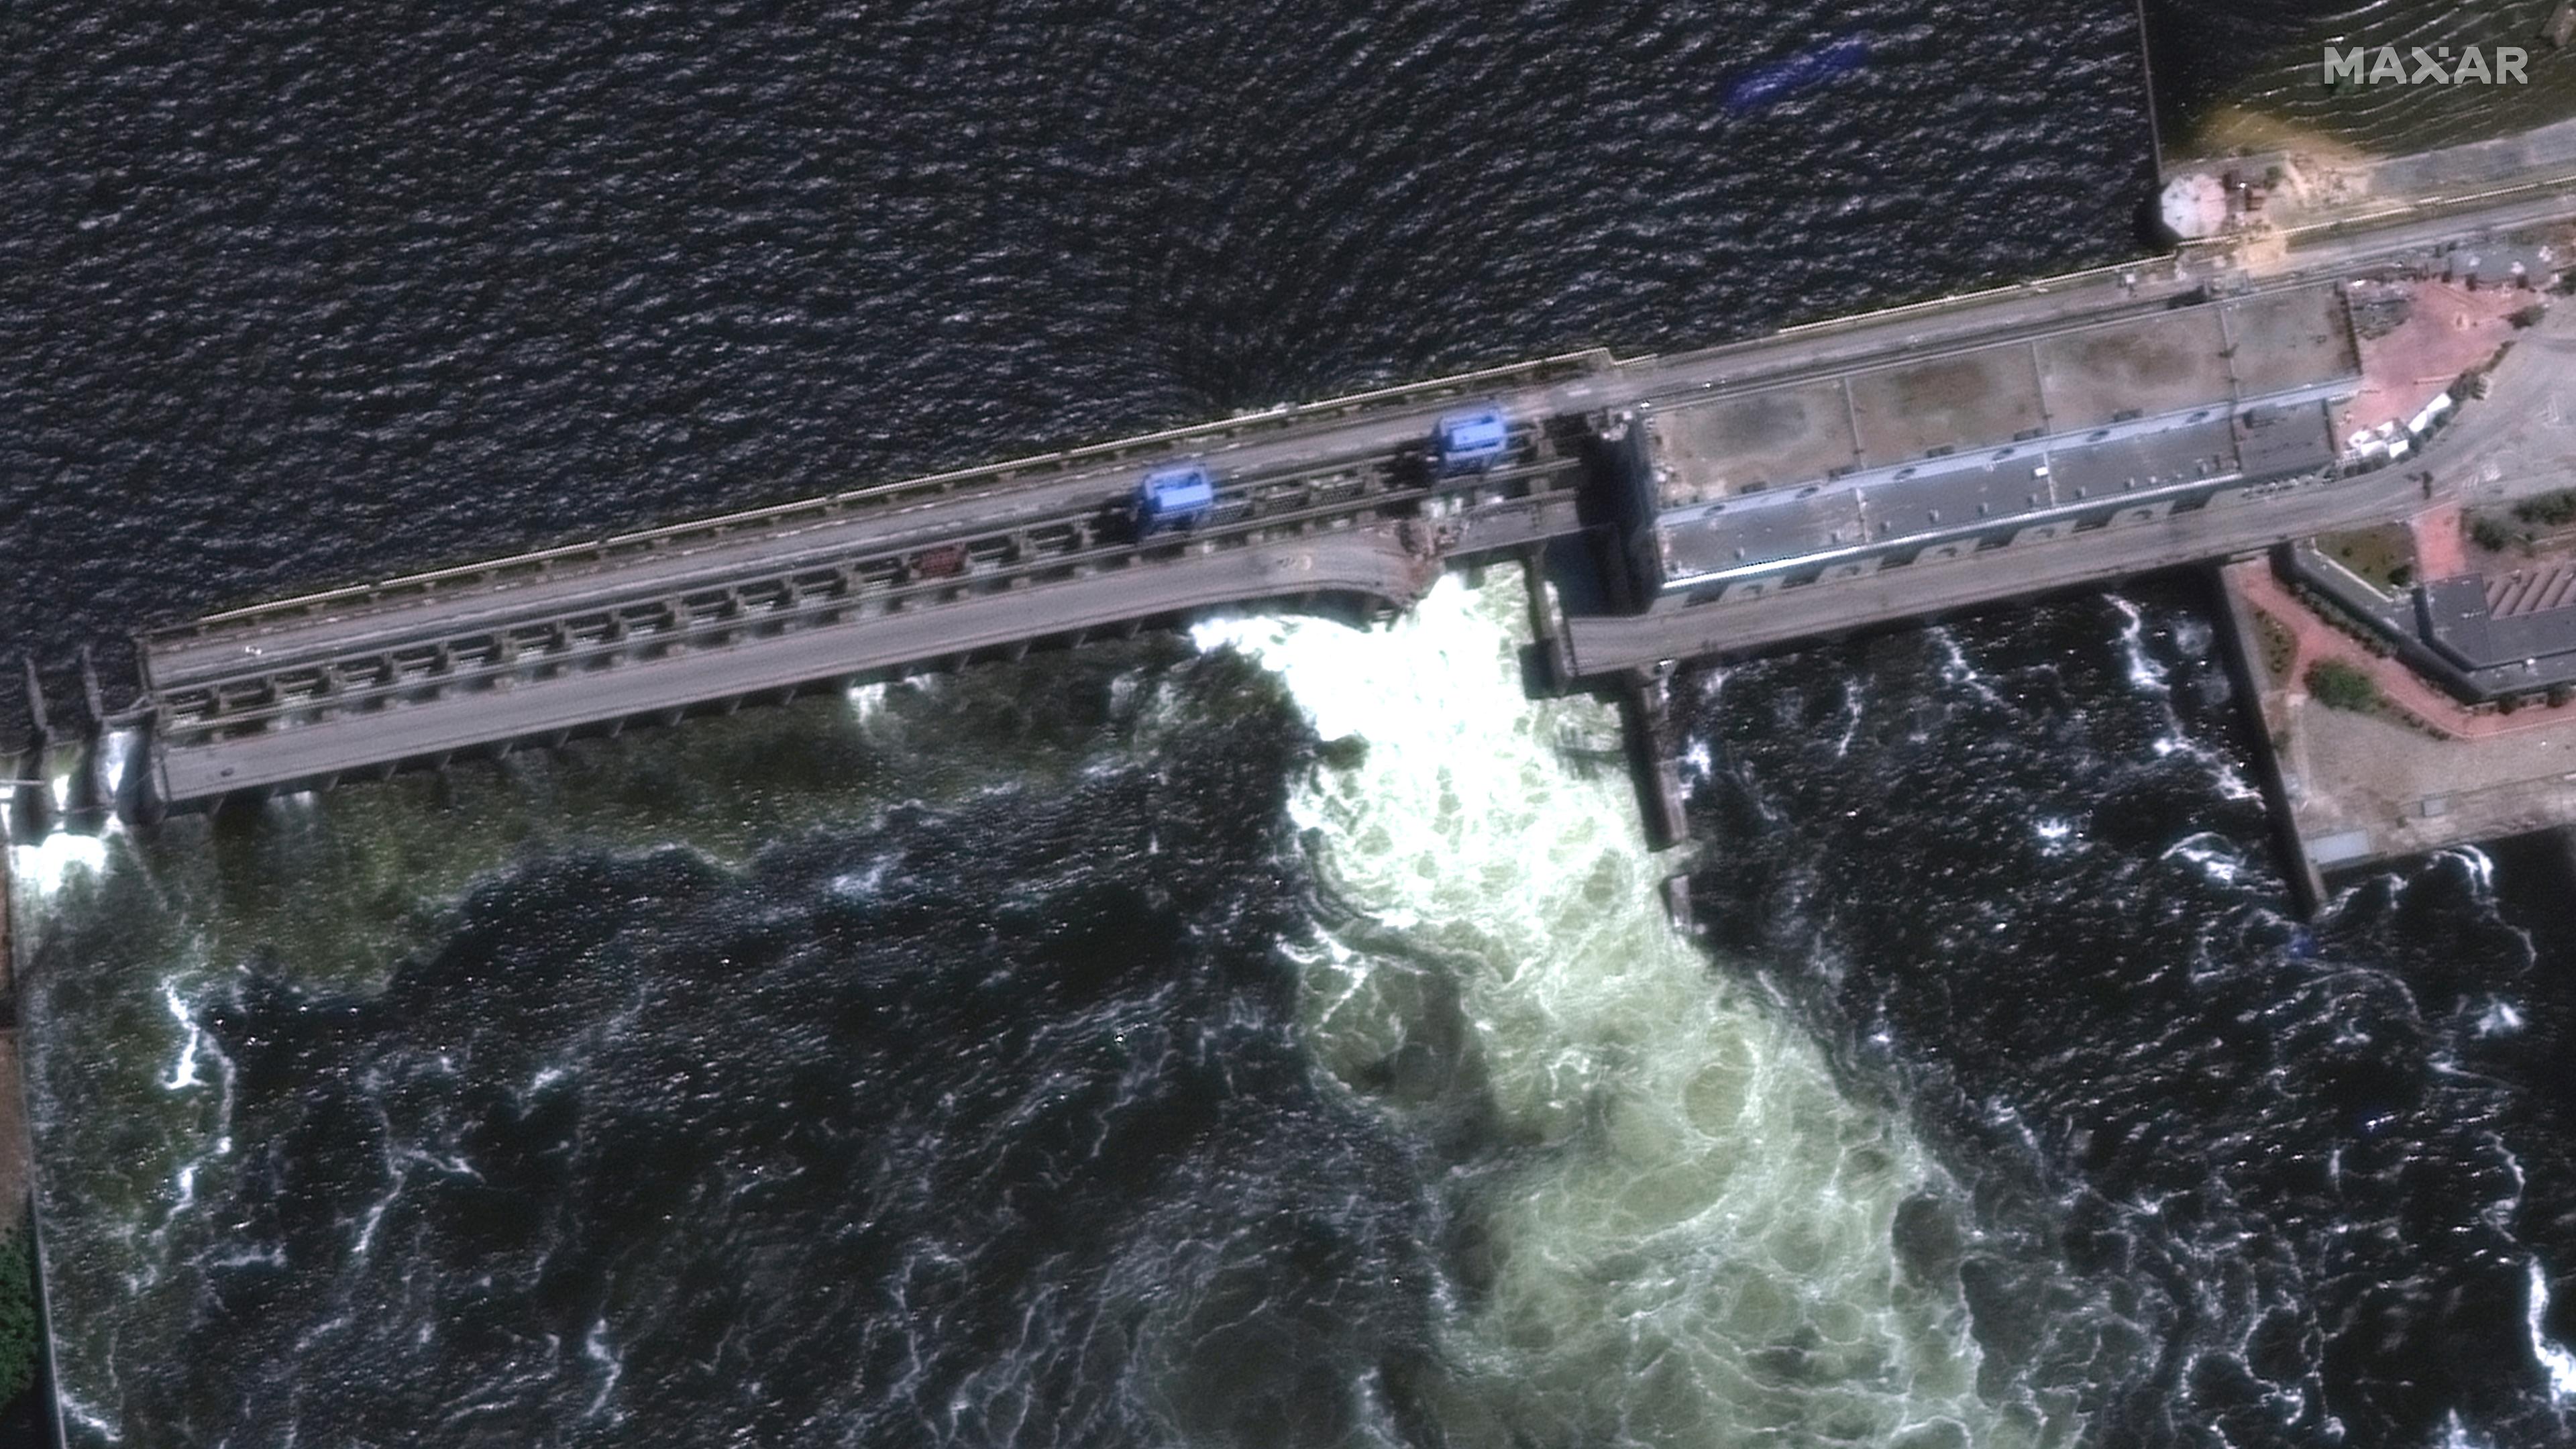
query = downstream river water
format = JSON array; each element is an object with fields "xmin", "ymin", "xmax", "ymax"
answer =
[{"xmin": 8, "ymin": 3, "xmax": 2576, "ymax": 1446}]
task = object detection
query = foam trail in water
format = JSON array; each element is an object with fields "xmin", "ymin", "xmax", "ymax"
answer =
[
  {"xmin": 1195, "ymin": 568, "xmax": 1994, "ymax": 1447},
  {"xmin": 584, "ymin": 1317, "xmax": 623, "ymax": 1419},
  {"xmin": 161, "ymin": 980, "xmax": 206, "ymax": 1091},
  {"xmin": 2527, "ymin": 1258, "xmax": 2576, "ymax": 1401}
]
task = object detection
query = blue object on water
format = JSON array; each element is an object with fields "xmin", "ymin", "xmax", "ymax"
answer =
[
  {"xmin": 1725, "ymin": 35, "xmax": 1868, "ymax": 113},
  {"xmin": 1434, "ymin": 407, "xmax": 1511, "ymax": 474},
  {"xmin": 1135, "ymin": 464, "xmax": 1216, "ymax": 531}
]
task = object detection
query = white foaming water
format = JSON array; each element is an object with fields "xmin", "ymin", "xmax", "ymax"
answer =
[
  {"xmin": 2161, "ymin": 831, "xmax": 2245, "ymax": 886},
  {"xmin": 1833, "ymin": 679, "xmax": 1867, "ymax": 759},
  {"xmin": 57, "ymin": 1391, "xmax": 122, "ymax": 1445},
  {"xmin": 161, "ymin": 979, "xmax": 207, "ymax": 1090},
  {"xmin": 2477, "ymin": 1000, "xmax": 2528, "ymax": 1037},
  {"xmin": 2109, "ymin": 596, "xmax": 2169, "ymax": 696},
  {"xmin": 2105, "ymin": 593, "xmax": 2260, "ymax": 804},
  {"xmin": 1929, "ymin": 627, "xmax": 2002, "ymax": 708},
  {"xmin": 7, "ymin": 822, "xmax": 111, "ymax": 899},
  {"xmin": 2448, "ymin": 844, "xmax": 2498, "ymax": 894},
  {"xmin": 583, "ymin": 1316, "xmax": 623, "ymax": 1419},
  {"xmin": 97, "ymin": 727, "xmax": 139, "ymax": 802},
  {"xmin": 1195, "ymin": 569, "xmax": 2000, "ymax": 1448},
  {"xmin": 2526, "ymin": 1258, "xmax": 2576, "ymax": 1401}
]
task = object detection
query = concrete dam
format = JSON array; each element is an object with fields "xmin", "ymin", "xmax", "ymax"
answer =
[{"xmin": 17, "ymin": 209, "xmax": 2544, "ymax": 824}]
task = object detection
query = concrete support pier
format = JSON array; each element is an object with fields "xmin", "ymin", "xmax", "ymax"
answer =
[
  {"xmin": 1618, "ymin": 666, "xmax": 1693, "ymax": 853},
  {"xmin": 2210, "ymin": 558, "xmax": 2328, "ymax": 916}
]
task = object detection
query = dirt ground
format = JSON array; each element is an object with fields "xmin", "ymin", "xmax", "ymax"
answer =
[
  {"xmin": 2343, "ymin": 280, "xmax": 2532, "ymax": 440},
  {"xmin": 2176, "ymin": 104, "xmax": 2375, "ymax": 175},
  {"xmin": 2227, "ymin": 560, "xmax": 2576, "ymax": 871},
  {"xmin": 2286, "ymin": 693, "xmax": 2576, "ymax": 867},
  {"xmin": 2410, "ymin": 500, "xmax": 2469, "ymax": 579}
]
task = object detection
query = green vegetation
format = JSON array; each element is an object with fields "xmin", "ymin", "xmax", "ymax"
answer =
[
  {"xmin": 2512, "ymin": 490, "xmax": 2576, "ymax": 528},
  {"xmin": 2318, "ymin": 523, "xmax": 2418, "ymax": 592},
  {"xmin": 0, "ymin": 1215, "xmax": 38, "ymax": 1408},
  {"xmin": 2306, "ymin": 659, "xmax": 2381, "ymax": 712},
  {"xmin": 2253, "ymin": 608, "xmax": 2298, "ymax": 687},
  {"xmin": 2469, "ymin": 513, "xmax": 2520, "ymax": 554},
  {"xmin": 2511, "ymin": 303, "xmax": 2549, "ymax": 329}
]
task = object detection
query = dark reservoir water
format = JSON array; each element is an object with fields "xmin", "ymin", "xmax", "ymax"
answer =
[
  {"xmin": 1, "ymin": 0, "xmax": 2150, "ymax": 702},
  {"xmin": 12, "ymin": 3, "xmax": 2576, "ymax": 1448}
]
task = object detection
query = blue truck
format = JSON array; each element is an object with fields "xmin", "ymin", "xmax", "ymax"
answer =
[
  {"xmin": 1132, "ymin": 464, "xmax": 1216, "ymax": 535},
  {"xmin": 1433, "ymin": 407, "xmax": 1511, "ymax": 474}
]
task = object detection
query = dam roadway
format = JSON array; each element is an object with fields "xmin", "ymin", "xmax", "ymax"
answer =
[{"xmin": 118, "ymin": 186, "xmax": 2576, "ymax": 813}]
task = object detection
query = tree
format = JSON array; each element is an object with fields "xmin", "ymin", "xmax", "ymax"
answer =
[
  {"xmin": 2305, "ymin": 659, "xmax": 2379, "ymax": 712},
  {"xmin": 2511, "ymin": 490, "xmax": 2576, "ymax": 527},
  {"xmin": 0, "ymin": 1216, "xmax": 38, "ymax": 1408}
]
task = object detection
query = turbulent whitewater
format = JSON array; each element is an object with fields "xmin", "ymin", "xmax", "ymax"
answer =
[
  {"xmin": 12, "ymin": 2, "xmax": 2576, "ymax": 1446},
  {"xmin": 15, "ymin": 574, "xmax": 1996, "ymax": 1446}
]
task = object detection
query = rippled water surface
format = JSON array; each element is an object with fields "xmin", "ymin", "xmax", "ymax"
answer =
[
  {"xmin": 0, "ymin": 0, "xmax": 2151, "ymax": 692},
  {"xmin": 13, "ymin": 3, "xmax": 2576, "ymax": 1448}
]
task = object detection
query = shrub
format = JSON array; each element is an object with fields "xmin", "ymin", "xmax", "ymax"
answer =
[
  {"xmin": 2512, "ymin": 490, "xmax": 2576, "ymax": 527},
  {"xmin": 2306, "ymin": 659, "xmax": 2379, "ymax": 712},
  {"xmin": 0, "ymin": 1218, "xmax": 36, "ymax": 1409},
  {"xmin": 2471, "ymin": 514, "xmax": 2516, "ymax": 552},
  {"xmin": 2510, "ymin": 303, "xmax": 2548, "ymax": 329}
]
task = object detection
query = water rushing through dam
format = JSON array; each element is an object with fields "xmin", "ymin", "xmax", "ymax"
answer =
[
  {"xmin": 13, "ymin": 1, "xmax": 2576, "ymax": 1446},
  {"xmin": 21, "ymin": 576, "xmax": 2006, "ymax": 1446},
  {"xmin": 21, "ymin": 568, "xmax": 2576, "ymax": 1446}
]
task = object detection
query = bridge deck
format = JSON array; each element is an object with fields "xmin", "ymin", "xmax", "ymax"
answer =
[
  {"xmin": 120, "ymin": 179, "xmax": 2576, "ymax": 813},
  {"xmin": 156, "ymin": 527, "xmax": 1444, "ymax": 804}
]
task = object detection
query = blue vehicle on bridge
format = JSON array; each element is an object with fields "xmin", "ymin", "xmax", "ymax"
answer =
[
  {"xmin": 1433, "ymin": 407, "xmax": 1511, "ymax": 474},
  {"xmin": 1132, "ymin": 464, "xmax": 1216, "ymax": 535}
]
